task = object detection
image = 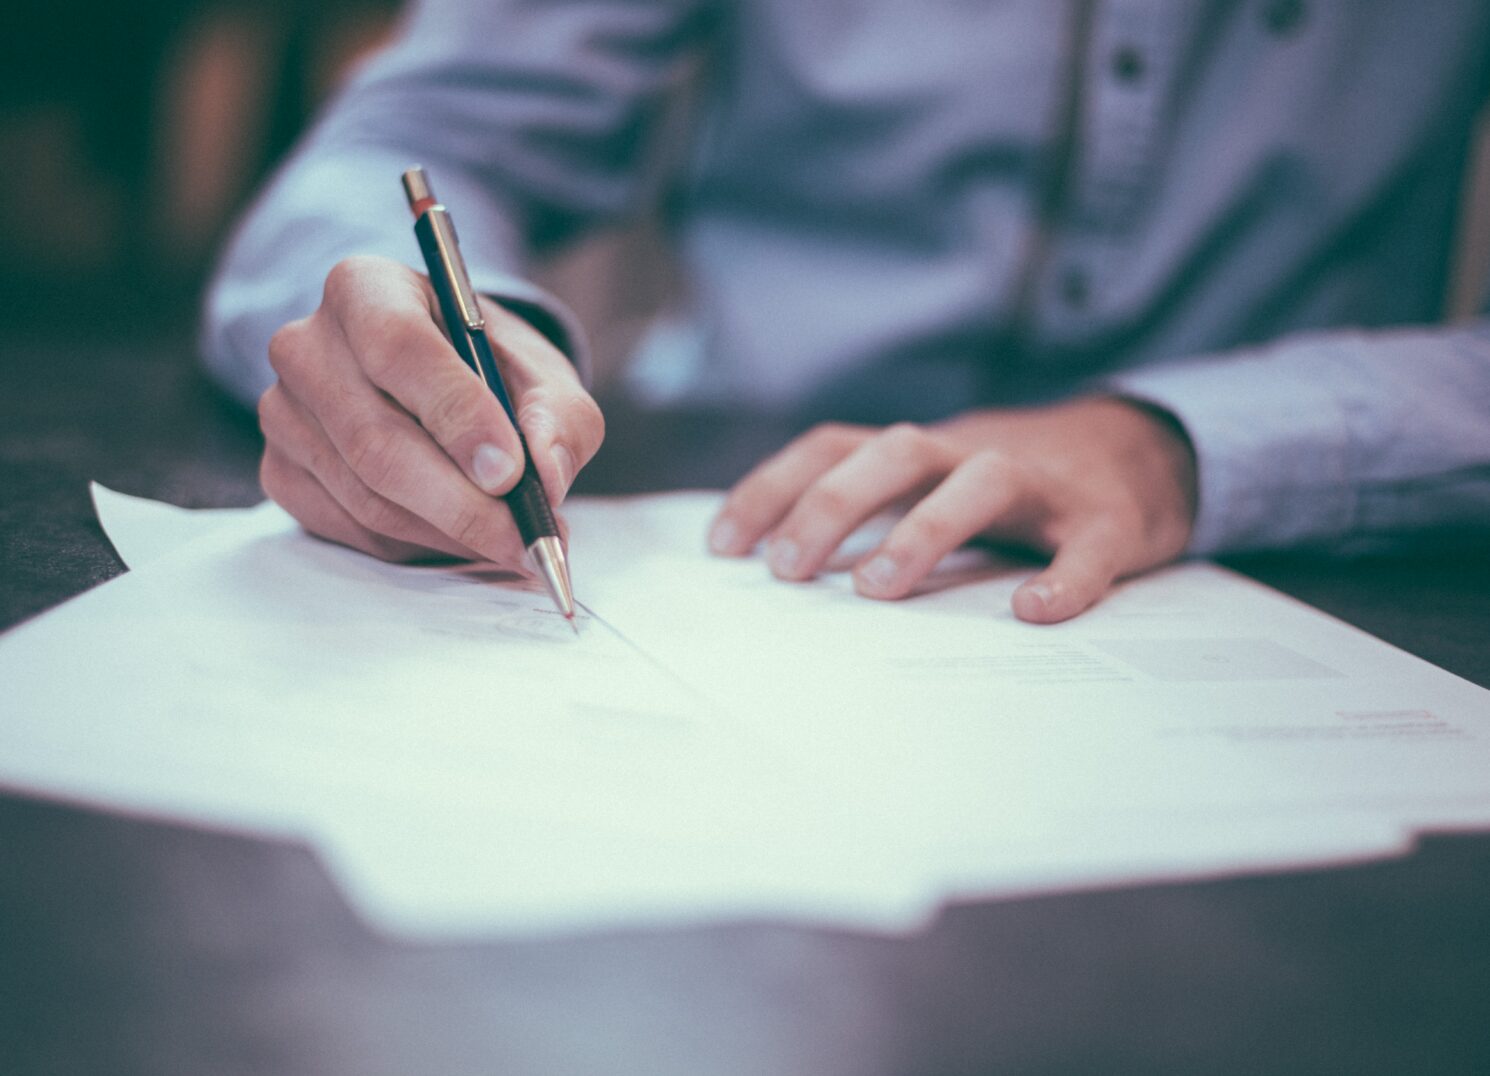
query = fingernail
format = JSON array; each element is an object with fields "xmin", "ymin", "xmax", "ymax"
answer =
[
  {"xmin": 709, "ymin": 517, "xmax": 740, "ymax": 555},
  {"xmin": 1017, "ymin": 581, "xmax": 1055, "ymax": 614},
  {"xmin": 552, "ymin": 445, "xmax": 576, "ymax": 498},
  {"xmin": 472, "ymin": 443, "xmax": 518, "ymax": 493},
  {"xmin": 766, "ymin": 537, "xmax": 800, "ymax": 576},
  {"xmin": 857, "ymin": 554, "xmax": 901, "ymax": 593}
]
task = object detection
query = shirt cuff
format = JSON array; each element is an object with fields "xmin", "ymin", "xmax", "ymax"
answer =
[{"xmin": 1105, "ymin": 345, "xmax": 1357, "ymax": 556}]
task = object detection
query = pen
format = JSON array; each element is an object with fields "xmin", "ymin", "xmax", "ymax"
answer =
[{"xmin": 401, "ymin": 166, "xmax": 577, "ymax": 629}]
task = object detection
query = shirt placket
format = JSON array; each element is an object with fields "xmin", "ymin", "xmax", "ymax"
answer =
[{"xmin": 1036, "ymin": 0, "xmax": 1188, "ymax": 355}]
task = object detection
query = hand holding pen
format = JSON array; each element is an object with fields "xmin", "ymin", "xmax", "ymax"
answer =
[
  {"xmin": 255, "ymin": 191, "xmax": 604, "ymax": 614},
  {"xmin": 402, "ymin": 166, "xmax": 576, "ymax": 623}
]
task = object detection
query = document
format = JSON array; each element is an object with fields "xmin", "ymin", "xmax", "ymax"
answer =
[{"xmin": 0, "ymin": 487, "xmax": 1485, "ymax": 939}]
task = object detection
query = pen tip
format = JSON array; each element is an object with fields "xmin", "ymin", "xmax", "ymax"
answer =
[{"xmin": 527, "ymin": 535, "xmax": 577, "ymax": 631}]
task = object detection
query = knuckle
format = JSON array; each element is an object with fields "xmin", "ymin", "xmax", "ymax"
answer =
[
  {"xmin": 758, "ymin": 438, "xmax": 807, "ymax": 474},
  {"xmin": 878, "ymin": 422, "xmax": 929, "ymax": 457},
  {"xmin": 964, "ymin": 449, "xmax": 1014, "ymax": 484},
  {"xmin": 518, "ymin": 384, "xmax": 559, "ymax": 421},
  {"xmin": 267, "ymin": 320, "xmax": 310, "ymax": 379},
  {"xmin": 258, "ymin": 451, "xmax": 284, "ymax": 502},
  {"xmin": 352, "ymin": 488, "xmax": 403, "ymax": 535},
  {"xmin": 717, "ymin": 486, "xmax": 762, "ymax": 526},
  {"xmin": 345, "ymin": 421, "xmax": 407, "ymax": 493},
  {"xmin": 445, "ymin": 502, "xmax": 499, "ymax": 552},
  {"xmin": 811, "ymin": 422, "xmax": 858, "ymax": 452},
  {"xmin": 321, "ymin": 260, "xmax": 355, "ymax": 307},
  {"xmin": 516, "ymin": 395, "xmax": 564, "ymax": 449},
  {"xmin": 304, "ymin": 435, "xmax": 341, "ymax": 486},
  {"xmin": 900, "ymin": 510, "xmax": 956, "ymax": 552},
  {"xmin": 731, "ymin": 475, "xmax": 794, "ymax": 522},
  {"xmin": 423, "ymin": 381, "xmax": 486, "ymax": 440},
  {"xmin": 564, "ymin": 394, "xmax": 606, "ymax": 457},
  {"xmin": 361, "ymin": 315, "xmax": 424, "ymax": 380},
  {"xmin": 323, "ymin": 256, "xmax": 377, "ymax": 306},
  {"xmin": 799, "ymin": 481, "xmax": 855, "ymax": 522},
  {"xmin": 256, "ymin": 385, "xmax": 283, "ymax": 438}
]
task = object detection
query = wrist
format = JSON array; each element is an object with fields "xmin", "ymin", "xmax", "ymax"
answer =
[{"xmin": 1099, "ymin": 394, "xmax": 1199, "ymax": 552}]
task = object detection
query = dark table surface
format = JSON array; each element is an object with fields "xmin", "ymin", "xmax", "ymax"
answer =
[{"xmin": 2, "ymin": 331, "xmax": 1488, "ymax": 1075}]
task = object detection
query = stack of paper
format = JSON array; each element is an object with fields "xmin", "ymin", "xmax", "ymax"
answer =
[{"xmin": 0, "ymin": 486, "xmax": 1485, "ymax": 938}]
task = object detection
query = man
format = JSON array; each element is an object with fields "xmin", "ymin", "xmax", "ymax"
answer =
[{"xmin": 203, "ymin": 0, "xmax": 1490, "ymax": 623}]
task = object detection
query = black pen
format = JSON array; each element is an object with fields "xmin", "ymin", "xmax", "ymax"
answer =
[{"xmin": 401, "ymin": 166, "xmax": 577, "ymax": 629}]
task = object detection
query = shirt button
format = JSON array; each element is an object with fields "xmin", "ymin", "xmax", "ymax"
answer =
[
  {"xmin": 1111, "ymin": 45, "xmax": 1146, "ymax": 84},
  {"xmin": 1059, "ymin": 267, "xmax": 1091, "ymax": 309},
  {"xmin": 1261, "ymin": 0, "xmax": 1307, "ymax": 37}
]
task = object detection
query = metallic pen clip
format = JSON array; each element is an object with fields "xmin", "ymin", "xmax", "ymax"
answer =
[{"xmin": 401, "ymin": 167, "xmax": 485, "ymax": 332}]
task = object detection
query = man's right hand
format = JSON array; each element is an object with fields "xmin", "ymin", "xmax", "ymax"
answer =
[{"xmin": 257, "ymin": 255, "xmax": 604, "ymax": 568}]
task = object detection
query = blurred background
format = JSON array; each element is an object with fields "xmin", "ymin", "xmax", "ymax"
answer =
[
  {"xmin": 0, "ymin": 0, "xmax": 674, "ymax": 386},
  {"xmin": 0, "ymin": 0, "xmax": 1488, "ymax": 656},
  {"xmin": 1, "ymin": 1, "xmax": 1488, "ymax": 402},
  {"xmin": 0, "ymin": 0, "xmax": 401, "ymax": 338}
]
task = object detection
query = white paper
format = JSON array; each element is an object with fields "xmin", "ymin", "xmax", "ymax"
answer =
[
  {"xmin": 1, "ymin": 487, "xmax": 1486, "ymax": 940},
  {"xmin": 91, "ymin": 483, "xmax": 267, "ymax": 568}
]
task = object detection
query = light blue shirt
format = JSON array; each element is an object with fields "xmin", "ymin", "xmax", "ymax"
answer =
[{"xmin": 203, "ymin": 0, "xmax": 1490, "ymax": 556}]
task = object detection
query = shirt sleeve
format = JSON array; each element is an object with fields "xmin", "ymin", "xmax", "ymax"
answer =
[
  {"xmin": 1108, "ymin": 321, "xmax": 1490, "ymax": 556},
  {"xmin": 200, "ymin": 0, "xmax": 711, "ymax": 406}
]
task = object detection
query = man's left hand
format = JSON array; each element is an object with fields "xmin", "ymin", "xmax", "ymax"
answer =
[{"xmin": 707, "ymin": 396, "xmax": 1198, "ymax": 623}]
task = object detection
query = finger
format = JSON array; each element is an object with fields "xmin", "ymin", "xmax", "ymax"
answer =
[
  {"xmin": 763, "ymin": 423, "xmax": 953, "ymax": 581},
  {"xmin": 260, "ymin": 383, "xmax": 486, "ymax": 563},
  {"xmin": 708, "ymin": 423, "xmax": 868, "ymax": 556},
  {"xmin": 261, "ymin": 445, "xmax": 436, "ymax": 563},
  {"xmin": 270, "ymin": 318, "xmax": 528, "ymax": 566},
  {"xmin": 484, "ymin": 300, "xmax": 605, "ymax": 506},
  {"xmin": 853, "ymin": 450, "xmax": 1035, "ymax": 600},
  {"xmin": 334, "ymin": 266, "xmax": 604, "ymax": 508},
  {"xmin": 319, "ymin": 259, "xmax": 529, "ymax": 496},
  {"xmin": 1010, "ymin": 521, "xmax": 1130, "ymax": 624}
]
